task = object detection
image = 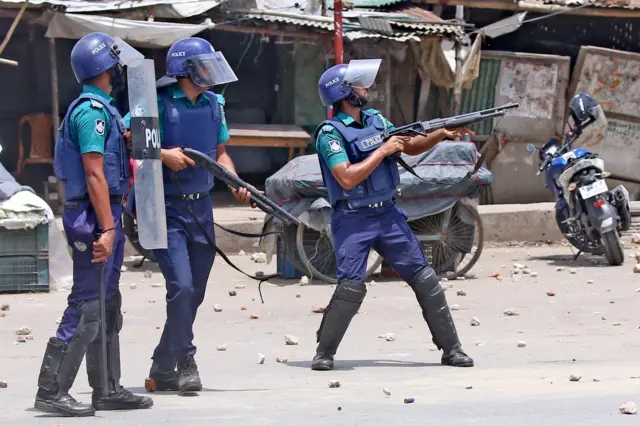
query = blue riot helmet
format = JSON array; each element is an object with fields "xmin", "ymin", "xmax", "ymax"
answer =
[
  {"xmin": 317, "ymin": 59, "xmax": 382, "ymax": 107},
  {"xmin": 70, "ymin": 32, "xmax": 144, "ymax": 92},
  {"xmin": 166, "ymin": 37, "xmax": 238, "ymax": 87}
]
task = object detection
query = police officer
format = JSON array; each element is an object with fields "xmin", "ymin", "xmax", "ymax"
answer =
[
  {"xmin": 311, "ymin": 59, "xmax": 474, "ymax": 371},
  {"xmin": 124, "ymin": 37, "xmax": 252, "ymax": 395},
  {"xmin": 34, "ymin": 33, "xmax": 153, "ymax": 417}
]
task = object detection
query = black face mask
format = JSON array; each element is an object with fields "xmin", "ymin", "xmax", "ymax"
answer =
[
  {"xmin": 109, "ymin": 64, "xmax": 126, "ymax": 93},
  {"xmin": 346, "ymin": 91, "xmax": 368, "ymax": 108}
]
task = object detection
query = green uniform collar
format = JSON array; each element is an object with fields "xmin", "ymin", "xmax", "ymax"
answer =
[
  {"xmin": 168, "ymin": 84, "xmax": 210, "ymax": 106},
  {"xmin": 82, "ymin": 85, "xmax": 113, "ymax": 104},
  {"xmin": 334, "ymin": 110, "xmax": 371, "ymax": 127}
]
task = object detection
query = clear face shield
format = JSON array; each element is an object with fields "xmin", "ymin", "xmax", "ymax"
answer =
[
  {"xmin": 110, "ymin": 37, "xmax": 145, "ymax": 67},
  {"xmin": 109, "ymin": 37, "xmax": 145, "ymax": 92},
  {"xmin": 186, "ymin": 52, "xmax": 238, "ymax": 88},
  {"xmin": 342, "ymin": 59, "xmax": 382, "ymax": 90}
]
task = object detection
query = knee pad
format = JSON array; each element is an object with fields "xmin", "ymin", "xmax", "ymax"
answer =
[
  {"xmin": 105, "ymin": 293, "xmax": 123, "ymax": 334},
  {"xmin": 76, "ymin": 299, "xmax": 101, "ymax": 344},
  {"xmin": 411, "ymin": 267, "xmax": 442, "ymax": 299},
  {"xmin": 333, "ymin": 280, "xmax": 367, "ymax": 304},
  {"xmin": 113, "ymin": 308, "xmax": 123, "ymax": 333}
]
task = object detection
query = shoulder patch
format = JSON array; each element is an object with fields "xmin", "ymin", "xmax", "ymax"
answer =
[
  {"xmin": 320, "ymin": 125, "xmax": 334, "ymax": 133},
  {"xmin": 328, "ymin": 139, "xmax": 342, "ymax": 153},
  {"xmin": 95, "ymin": 119, "xmax": 106, "ymax": 136},
  {"xmin": 89, "ymin": 99, "xmax": 104, "ymax": 109},
  {"xmin": 215, "ymin": 93, "xmax": 225, "ymax": 106}
]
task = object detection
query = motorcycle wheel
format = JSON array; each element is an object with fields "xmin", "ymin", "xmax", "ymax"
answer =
[
  {"xmin": 601, "ymin": 230, "xmax": 624, "ymax": 266},
  {"xmin": 555, "ymin": 209, "xmax": 602, "ymax": 254},
  {"xmin": 122, "ymin": 212, "xmax": 157, "ymax": 263}
]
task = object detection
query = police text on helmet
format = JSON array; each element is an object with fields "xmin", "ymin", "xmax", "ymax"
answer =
[
  {"xmin": 91, "ymin": 43, "xmax": 107, "ymax": 55},
  {"xmin": 325, "ymin": 77, "xmax": 340, "ymax": 88},
  {"xmin": 171, "ymin": 52, "xmax": 186, "ymax": 57}
]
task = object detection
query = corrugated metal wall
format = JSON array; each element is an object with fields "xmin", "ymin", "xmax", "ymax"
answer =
[{"xmin": 433, "ymin": 57, "xmax": 502, "ymax": 135}]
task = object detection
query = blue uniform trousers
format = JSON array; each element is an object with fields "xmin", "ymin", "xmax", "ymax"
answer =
[
  {"xmin": 56, "ymin": 200, "xmax": 124, "ymax": 343},
  {"xmin": 152, "ymin": 196, "xmax": 216, "ymax": 370},
  {"xmin": 332, "ymin": 202, "xmax": 427, "ymax": 284}
]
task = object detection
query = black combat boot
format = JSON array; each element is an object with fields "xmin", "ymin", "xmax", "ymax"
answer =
[
  {"xmin": 177, "ymin": 355, "xmax": 202, "ymax": 393},
  {"xmin": 86, "ymin": 304, "xmax": 153, "ymax": 411},
  {"xmin": 34, "ymin": 337, "xmax": 96, "ymax": 417},
  {"xmin": 411, "ymin": 267, "xmax": 474, "ymax": 367},
  {"xmin": 145, "ymin": 362, "xmax": 179, "ymax": 392},
  {"xmin": 312, "ymin": 280, "xmax": 367, "ymax": 371}
]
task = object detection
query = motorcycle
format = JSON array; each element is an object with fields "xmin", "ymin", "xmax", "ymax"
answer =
[
  {"xmin": 526, "ymin": 92, "xmax": 631, "ymax": 266},
  {"xmin": 122, "ymin": 158, "xmax": 157, "ymax": 265}
]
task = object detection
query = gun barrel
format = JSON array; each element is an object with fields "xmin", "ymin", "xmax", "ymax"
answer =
[
  {"xmin": 390, "ymin": 102, "xmax": 519, "ymax": 137},
  {"xmin": 183, "ymin": 148, "xmax": 302, "ymax": 227},
  {"xmin": 442, "ymin": 102, "xmax": 520, "ymax": 120}
]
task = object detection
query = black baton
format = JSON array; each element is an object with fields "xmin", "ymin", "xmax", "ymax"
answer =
[{"xmin": 97, "ymin": 262, "xmax": 109, "ymax": 396}]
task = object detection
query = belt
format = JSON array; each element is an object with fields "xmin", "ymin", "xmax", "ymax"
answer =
[
  {"xmin": 337, "ymin": 199, "xmax": 394, "ymax": 210},
  {"xmin": 67, "ymin": 194, "xmax": 124, "ymax": 205},
  {"xmin": 167, "ymin": 192, "xmax": 210, "ymax": 201}
]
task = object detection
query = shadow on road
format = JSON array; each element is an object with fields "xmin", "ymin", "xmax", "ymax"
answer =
[
  {"xmin": 284, "ymin": 359, "xmax": 440, "ymax": 370},
  {"xmin": 71, "ymin": 387, "xmax": 271, "ymax": 396},
  {"xmin": 528, "ymin": 254, "xmax": 607, "ymax": 268}
]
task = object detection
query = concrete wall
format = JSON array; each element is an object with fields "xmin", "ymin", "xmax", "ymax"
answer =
[
  {"xmin": 479, "ymin": 51, "xmax": 571, "ymax": 203},
  {"xmin": 486, "ymin": 47, "xmax": 640, "ymax": 204},
  {"xmin": 568, "ymin": 46, "xmax": 640, "ymax": 194}
]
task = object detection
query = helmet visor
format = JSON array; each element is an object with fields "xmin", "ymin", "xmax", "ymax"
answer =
[
  {"xmin": 187, "ymin": 52, "xmax": 238, "ymax": 87},
  {"xmin": 589, "ymin": 104, "xmax": 608, "ymax": 128},
  {"xmin": 343, "ymin": 59, "xmax": 381, "ymax": 89},
  {"xmin": 111, "ymin": 37, "xmax": 145, "ymax": 67}
]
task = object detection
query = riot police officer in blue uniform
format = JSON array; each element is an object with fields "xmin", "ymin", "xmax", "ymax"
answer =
[
  {"xmin": 34, "ymin": 32, "xmax": 153, "ymax": 417},
  {"xmin": 311, "ymin": 59, "xmax": 474, "ymax": 371},
  {"xmin": 124, "ymin": 37, "xmax": 251, "ymax": 395}
]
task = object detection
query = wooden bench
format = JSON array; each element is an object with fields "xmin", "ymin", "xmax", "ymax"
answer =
[{"xmin": 226, "ymin": 124, "xmax": 310, "ymax": 161}]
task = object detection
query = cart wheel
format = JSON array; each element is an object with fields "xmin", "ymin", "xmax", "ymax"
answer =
[
  {"xmin": 409, "ymin": 200, "xmax": 484, "ymax": 279},
  {"xmin": 282, "ymin": 224, "xmax": 310, "ymax": 275},
  {"xmin": 295, "ymin": 222, "xmax": 383, "ymax": 284}
]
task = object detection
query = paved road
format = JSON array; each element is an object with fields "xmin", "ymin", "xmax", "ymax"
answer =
[{"xmin": 1, "ymin": 246, "xmax": 639, "ymax": 425}]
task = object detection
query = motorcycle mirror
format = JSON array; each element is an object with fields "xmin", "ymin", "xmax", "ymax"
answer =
[{"xmin": 526, "ymin": 143, "xmax": 537, "ymax": 154}]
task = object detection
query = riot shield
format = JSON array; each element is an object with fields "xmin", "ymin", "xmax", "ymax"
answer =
[{"xmin": 127, "ymin": 59, "xmax": 168, "ymax": 250}]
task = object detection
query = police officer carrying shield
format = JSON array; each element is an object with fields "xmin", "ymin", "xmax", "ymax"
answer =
[
  {"xmin": 311, "ymin": 59, "xmax": 474, "ymax": 371},
  {"xmin": 124, "ymin": 37, "xmax": 252, "ymax": 395},
  {"xmin": 34, "ymin": 33, "xmax": 153, "ymax": 417}
]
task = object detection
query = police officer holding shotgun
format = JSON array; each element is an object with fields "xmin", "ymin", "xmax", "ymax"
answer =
[
  {"xmin": 125, "ymin": 37, "xmax": 254, "ymax": 395},
  {"xmin": 34, "ymin": 32, "xmax": 153, "ymax": 417},
  {"xmin": 310, "ymin": 59, "xmax": 474, "ymax": 371}
]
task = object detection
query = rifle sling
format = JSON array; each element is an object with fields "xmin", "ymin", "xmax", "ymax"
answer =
[
  {"xmin": 170, "ymin": 173, "xmax": 280, "ymax": 303},
  {"xmin": 396, "ymin": 156, "xmax": 426, "ymax": 181}
]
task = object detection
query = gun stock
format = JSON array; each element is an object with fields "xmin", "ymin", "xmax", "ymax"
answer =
[{"xmin": 182, "ymin": 148, "xmax": 302, "ymax": 228}]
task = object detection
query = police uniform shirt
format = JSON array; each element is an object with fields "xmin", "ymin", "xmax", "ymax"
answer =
[
  {"xmin": 316, "ymin": 110, "xmax": 395, "ymax": 170},
  {"xmin": 123, "ymin": 84, "xmax": 230, "ymax": 145},
  {"xmin": 69, "ymin": 85, "xmax": 115, "ymax": 154}
]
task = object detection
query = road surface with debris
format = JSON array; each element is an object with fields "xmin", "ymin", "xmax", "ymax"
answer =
[{"xmin": 1, "ymin": 245, "xmax": 640, "ymax": 425}]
